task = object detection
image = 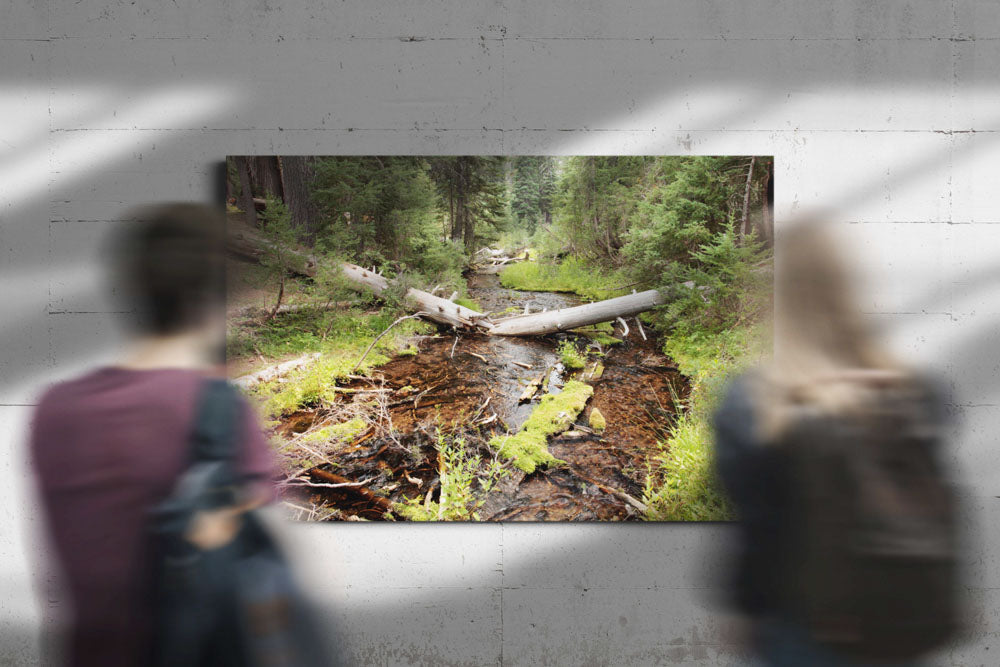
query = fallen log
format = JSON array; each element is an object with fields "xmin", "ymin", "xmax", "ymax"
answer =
[
  {"xmin": 232, "ymin": 352, "xmax": 321, "ymax": 391},
  {"xmin": 489, "ymin": 289, "xmax": 666, "ymax": 336},
  {"xmin": 227, "ymin": 228, "xmax": 319, "ymax": 277},
  {"xmin": 340, "ymin": 262, "xmax": 492, "ymax": 331},
  {"xmin": 309, "ymin": 468, "xmax": 394, "ymax": 515},
  {"xmin": 518, "ymin": 373, "xmax": 544, "ymax": 403}
]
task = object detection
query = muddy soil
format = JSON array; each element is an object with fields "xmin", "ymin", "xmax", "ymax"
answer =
[{"xmin": 280, "ymin": 273, "xmax": 688, "ymax": 521}]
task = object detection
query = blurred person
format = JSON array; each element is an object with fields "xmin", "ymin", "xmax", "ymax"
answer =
[
  {"xmin": 713, "ymin": 222, "xmax": 963, "ymax": 666},
  {"xmin": 29, "ymin": 204, "xmax": 328, "ymax": 666}
]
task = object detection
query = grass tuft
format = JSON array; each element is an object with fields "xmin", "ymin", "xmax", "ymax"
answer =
[
  {"xmin": 557, "ymin": 340, "xmax": 587, "ymax": 370},
  {"xmin": 641, "ymin": 323, "xmax": 767, "ymax": 521}
]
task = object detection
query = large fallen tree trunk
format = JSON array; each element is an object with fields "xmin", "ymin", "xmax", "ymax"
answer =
[
  {"xmin": 233, "ymin": 352, "xmax": 321, "ymax": 391},
  {"xmin": 343, "ymin": 262, "xmax": 665, "ymax": 335},
  {"xmin": 488, "ymin": 289, "xmax": 666, "ymax": 336},
  {"xmin": 227, "ymin": 227, "xmax": 319, "ymax": 277},
  {"xmin": 340, "ymin": 263, "xmax": 494, "ymax": 331},
  {"xmin": 342, "ymin": 265, "xmax": 667, "ymax": 336}
]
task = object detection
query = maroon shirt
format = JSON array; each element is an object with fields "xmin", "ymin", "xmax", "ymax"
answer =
[{"xmin": 30, "ymin": 367, "xmax": 275, "ymax": 666}]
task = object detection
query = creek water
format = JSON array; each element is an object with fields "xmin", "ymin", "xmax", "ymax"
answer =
[{"xmin": 282, "ymin": 272, "xmax": 688, "ymax": 521}]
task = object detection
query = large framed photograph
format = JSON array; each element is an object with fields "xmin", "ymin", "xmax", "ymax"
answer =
[{"xmin": 225, "ymin": 156, "xmax": 773, "ymax": 521}]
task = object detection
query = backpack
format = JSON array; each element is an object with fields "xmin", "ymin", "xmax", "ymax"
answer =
[
  {"xmin": 779, "ymin": 376, "xmax": 961, "ymax": 661},
  {"xmin": 149, "ymin": 379, "xmax": 335, "ymax": 667}
]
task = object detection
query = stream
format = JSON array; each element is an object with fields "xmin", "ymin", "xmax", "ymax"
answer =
[{"xmin": 281, "ymin": 272, "xmax": 688, "ymax": 521}]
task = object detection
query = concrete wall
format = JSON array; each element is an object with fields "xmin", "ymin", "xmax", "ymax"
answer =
[{"xmin": 2, "ymin": 2, "xmax": 997, "ymax": 664}]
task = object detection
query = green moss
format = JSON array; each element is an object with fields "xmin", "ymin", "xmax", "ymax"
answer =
[
  {"xmin": 489, "ymin": 380, "xmax": 594, "ymax": 473},
  {"xmin": 499, "ymin": 257, "xmax": 629, "ymax": 302},
  {"xmin": 589, "ymin": 407, "xmax": 606, "ymax": 431},
  {"xmin": 394, "ymin": 499, "xmax": 439, "ymax": 521},
  {"xmin": 588, "ymin": 332, "xmax": 624, "ymax": 346},
  {"xmin": 453, "ymin": 297, "xmax": 481, "ymax": 311},
  {"xmin": 558, "ymin": 340, "xmax": 587, "ymax": 370},
  {"xmin": 245, "ymin": 311, "xmax": 431, "ymax": 418},
  {"xmin": 397, "ymin": 344, "xmax": 419, "ymax": 357},
  {"xmin": 303, "ymin": 417, "xmax": 368, "ymax": 445},
  {"xmin": 582, "ymin": 361, "xmax": 604, "ymax": 381},
  {"xmin": 330, "ymin": 417, "xmax": 368, "ymax": 440},
  {"xmin": 571, "ymin": 322, "xmax": 623, "ymax": 347}
]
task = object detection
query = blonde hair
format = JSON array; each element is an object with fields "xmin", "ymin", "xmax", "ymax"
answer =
[{"xmin": 755, "ymin": 221, "xmax": 906, "ymax": 441}]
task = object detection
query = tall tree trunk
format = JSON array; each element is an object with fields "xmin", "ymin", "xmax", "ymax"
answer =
[
  {"xmin": 447, "ymin": 182, "xmax": 454, "ymax": 240},
  {"xmin": 235, "ymin": 156, "xmax": 257, "ymax": 227},
  {"xmin": 279, "ymin": 156, "xmax": 317, "ymax": 238},
  {"xmin": 253, "ymin": 156, "xmax": 284, "ymax": 201},
  {"xmin": 464, "ymin": 207, "xmax": 475, "ymax": 250},
  {"xmin": 740, "ymin": 156, "xmax": 756, "ymax": 239},
  {"xmin": 761, "ymin": 159, "xmax": 772, "ymax": 245},
  {"xmin": 462, "ymin": 162, "xmax": 475, "ymax": 250},
  {"xmin": 225, "ymin": 165, "xmax": 234, "ymax": 206},
  {"xmin": 451, "ymin": 159, "xmax": 466, "ymax": 242}
]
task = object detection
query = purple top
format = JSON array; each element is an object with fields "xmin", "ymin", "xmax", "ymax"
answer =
[{"xmin": 30, "ymin": 367, "xmax": 275, "ymax": 666}]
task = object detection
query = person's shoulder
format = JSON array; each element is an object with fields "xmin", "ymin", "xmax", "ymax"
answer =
[{"xmin": 33, "ymin": 369, "xmax": 108, "ymax": 411}]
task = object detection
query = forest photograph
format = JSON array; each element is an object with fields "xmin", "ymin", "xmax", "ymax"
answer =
[{"xmin": 225, "ymin": 155, "xmax": 773, "ymax": 522}]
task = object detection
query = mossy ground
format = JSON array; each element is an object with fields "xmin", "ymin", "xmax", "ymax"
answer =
[
  {"xmin": 453, "ymin": 296, "xmax": 481, "ymax": 311},
  {"xmin": 570, "ymin": 322, "xmax": 623, "ymax": 347},
  {"xmin": 229, "ymin": 291, "xmax": 432, "ymax": 418},
  {"xmin": 499, "ymin": 257, "xmax": 630, "ymax": 302},
  {"xmin": 490, "ymin": 380, "xmax": 594, "ymax": 473},
  {"xmin": 301, "ymin": 417, "xmax": 368, "ymax": 445},
  {"xmin": 589, "ymin": 407, "xmax": 606, "ymax": 432}
]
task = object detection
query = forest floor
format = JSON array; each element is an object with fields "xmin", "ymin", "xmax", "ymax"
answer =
[{"xmin": 227, "ymin": 254, "xmax": 724, "ymax": 521}]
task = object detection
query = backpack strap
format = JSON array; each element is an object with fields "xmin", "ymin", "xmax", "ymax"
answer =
[
  {"xmin": 184, "ymin": 378, "xmax": 244, "ymax": 509},
  {"xmin": 190, "ymin": 378, "xmax": 242, "ymax": 462}
]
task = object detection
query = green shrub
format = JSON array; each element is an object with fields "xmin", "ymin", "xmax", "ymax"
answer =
[
  {"xmin": 557, "ymin": 340, "xmax": 586, "ymax": 370},
  {"xmin": 395, "ymin": 432, "xmax": 509, "ymax": 521}
]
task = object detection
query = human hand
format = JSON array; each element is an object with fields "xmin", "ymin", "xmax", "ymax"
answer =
[{"xmin": 185, "ymin": 507, "xmax": 241, "ymax": 550}]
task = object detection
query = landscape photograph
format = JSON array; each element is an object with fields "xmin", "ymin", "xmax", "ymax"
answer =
[{"xmin": 225, "ymin": 155, "xmax": 773, "ymax": 522}]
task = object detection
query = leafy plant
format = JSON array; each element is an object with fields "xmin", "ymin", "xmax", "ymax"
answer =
[
  {"xmin": 396, "ymin": 431, "xmax": 509, "ymax": 521},
  {"xmin": 557, "ymin": 340, "xmax": 586, "ymax": 370}
]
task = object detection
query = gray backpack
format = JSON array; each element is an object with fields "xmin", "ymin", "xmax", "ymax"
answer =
[{"xmin": 780, "ymin": 377, "xmax": 962, "ymax": 661}]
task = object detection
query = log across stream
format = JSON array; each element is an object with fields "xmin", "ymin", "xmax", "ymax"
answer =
[{"xmin": 278, "ymin": 272, "xmax": 689, "ymax": 521}]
